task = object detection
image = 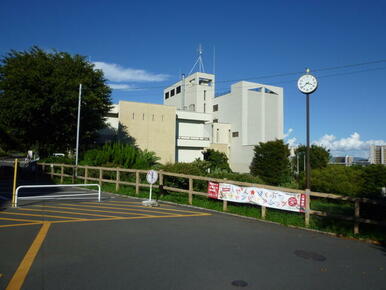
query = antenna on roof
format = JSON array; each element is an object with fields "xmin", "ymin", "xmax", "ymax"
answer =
[{"xmin": 189, "ymin": 44, "xmax": 205, "ymax": 75}]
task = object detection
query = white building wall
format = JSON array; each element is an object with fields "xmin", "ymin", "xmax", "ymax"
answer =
[
  {"xmin": 213, "ymin": 81, "xmax": 283, "ymax": 173},
  {"xmin": 175, "ymin": 110, "xmax": 212, "ymax": 163}
]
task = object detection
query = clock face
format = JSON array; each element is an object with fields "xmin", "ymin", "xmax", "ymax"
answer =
[{"xmin": 297, "ymin": 74, "xmax": 318, "ymax": 94}]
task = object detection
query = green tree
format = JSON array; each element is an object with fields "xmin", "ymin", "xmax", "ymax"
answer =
[
  {"xmin": 0, "ymin": 46, "xmax": 111, "ymax": 156},
  {"xmin": 202, "ymin": 149, "xmax": 231, "ymax": 172},
  {"xmin": 294, "ymin": 145, "xmax": 330, "ymax": 172},
  {"xmin": 310, "ymin": 165, "xmax": 363, "ymax": 196},
  {"xmin": 250, "ymin": 139, "xmax": 291, "ymax": 185},
  {"xmin": 360, "ymin": 165, "xmax": 386, "ymax": 198}
]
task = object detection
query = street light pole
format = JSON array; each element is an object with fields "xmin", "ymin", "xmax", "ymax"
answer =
[{"xmin": 75, "ymin": 84, "xmax": 82, "ymax": 170}]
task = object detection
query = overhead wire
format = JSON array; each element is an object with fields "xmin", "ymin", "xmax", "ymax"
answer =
[{"xmin": 112, "ymin": 58, "xmax": 386, "ymax": 91}]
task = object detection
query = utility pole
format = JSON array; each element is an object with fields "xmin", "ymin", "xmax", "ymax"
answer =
[{"xmin": 75, "ymin": 84, "xmax": 82, "ymax": 171}]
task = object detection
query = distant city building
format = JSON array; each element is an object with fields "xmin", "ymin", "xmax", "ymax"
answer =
[
  {"xmin": 104, "ymin": 64, "xmax": 283, "ymax": 172},
  {"xmin": 329, "ymin": 156, "xmax": 370, "ymax": 166},
  {"xmin": 369, "ymin": 145, "xmax": 386, "ymax": 165}
]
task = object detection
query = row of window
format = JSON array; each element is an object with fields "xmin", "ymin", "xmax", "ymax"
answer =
[
  {"xmin": 165, "ymin": 86, "xmax": 181, "ymax": 99},
  {"xmin": 130, "ymin": 113, "xmax": 165, "ymax": 121}
]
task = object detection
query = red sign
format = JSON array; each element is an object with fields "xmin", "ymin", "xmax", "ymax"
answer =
[
  {"xmin": 299, "ymin": 194, "xmax": 306, "ymax": 212},
  {"xmin": 288, "ymin": 197, "xmax": 297, "ymax": 207},
  {"xmin": 208, "ymin": 182, "xmax": 219, "ymax": 199}
]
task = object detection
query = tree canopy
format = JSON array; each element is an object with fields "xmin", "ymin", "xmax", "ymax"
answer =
[
  {"xmin": 0, "ymin": 46, "xmax": 111, "ymax": 156},
  {"xmin": 250, "ymin": 139, "xmax": 291, "ymax": 186},
  {"xmin": 294, "ymin": 145, "xmax": 330, "ymax": 172},
  {"xmin": 202, "ymin": 149, "xmax": 231, "ymax": 172}
]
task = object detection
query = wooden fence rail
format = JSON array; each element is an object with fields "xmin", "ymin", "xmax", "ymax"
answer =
[{"xmin": 39, "ymin": 163, "xmax": 386, "ymax": 235}]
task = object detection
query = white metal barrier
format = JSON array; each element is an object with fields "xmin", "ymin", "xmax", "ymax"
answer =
[{"xmin": 13, "ymin": 184, "xmax": 101, "ymax": 207}]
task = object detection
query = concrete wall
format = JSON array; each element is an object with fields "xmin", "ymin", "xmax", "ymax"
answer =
[
  {"xmin": 164, "ymin": 72, "xmax": 215, "ymax": 114},
  {"xmin": 118, "ymin": 101, "xmax": 176, "ymax": 164},
  {"xmin": 213, "ymin": 81, "xmax": 284, "ymax": 173}
]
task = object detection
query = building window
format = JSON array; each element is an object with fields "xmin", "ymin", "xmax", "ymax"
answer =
[
  {"xmin": 132, "ymin": 113, "xmax": 135, "ymax": 119},
  {"xmin": 213, "ymin": 104, "xmax": 218, "ymax": 112},
  {"xmin": 165, "ymin": 92, "xmax": 169, "ymax": 99},
  {"xmin": 216, "ymin": 128, "xmax": 219, "ymax": 143},
  {"xmin": 204, "ymin": 103, "xmax": 206, "ymax": 113},
  {"xmin": 152, "ymin": 114, "xmax": 155, "ymax": 121},
  {"xmin": 232, "ymin": 132, "xmax": 239, "ymax": 137},
  {"xmin": 204, "ymin": 90, "xmax": 206, "ymax": 100},
  {"xmin": 213, "ymin": 119, "xmax": 218, "ymax": 123},
  {"xmin": 176, "ymin": 86, "xmax": 181, "ymax": 94},
  {"xmin": 142, "ymin": 113, "xmax": 145, "ymax": 120},
  {"xmin": 161, "ymin": 115, "xmax": 164, "ymax": 121},
  {"xmin": 171, "ymin": 89, "xmax": 175, "ymax": 97}
]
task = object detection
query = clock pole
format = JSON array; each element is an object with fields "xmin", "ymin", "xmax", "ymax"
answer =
[
  {"xmin": 306, "ymin": 92, "xmax": 311, "ymax": 191},
  {"xmin": 297, "ymin": 68, "xmax": 318, "ymax": 227}
]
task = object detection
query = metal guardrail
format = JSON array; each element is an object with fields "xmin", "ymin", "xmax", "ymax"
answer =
[{"xmin": 13, "ymin": 183, "xmax": 101, "ymax": 207}]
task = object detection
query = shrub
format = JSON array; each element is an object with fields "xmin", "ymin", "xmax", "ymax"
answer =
[
  {"xmin": 202, "ymin": 149, "xmax": 231, "ymax": 172},
  {"xmin": 360, "ymin": 165, "xmax": 386, "ymax": 198},
  {"xmin": 160, "ymin": 162, "xmax": 205, "ymax": 190},
  {"xmin": 40, "ymin": 155, "xmax": 74, "ymax": 164},
  {"xmin": 310, "ymin": 165, "xmax": 363, "ymax": 196},
  {"xmin": 81, "ymin": 143, "xmax": 159, "ymax": 169},
  {"xmin": 208, "ymin": 171, "xmax": 264, "ymax": 185}
]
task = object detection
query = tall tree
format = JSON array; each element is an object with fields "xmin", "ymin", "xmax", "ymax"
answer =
[
  {"xmin": 294, "ymin": 145, "xmax": 330, "ymax": 172},
  {"xmin": 250, "ymin": 139, "xmax": 291, "ymax": 185},
  {"xmin": 0, "ymin": 46, "xmax": 111, "ymax": 156}
]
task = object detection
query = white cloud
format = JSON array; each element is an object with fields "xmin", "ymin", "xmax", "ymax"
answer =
[
  {"xmin": 93, "ymin": 61, "xmax": 169, "ymax": 82},
  {"xmin": 313, "ymin": 132, "xmax": 386, "ymax": 157},
  {"xmin": 108, "ymin": 83, "xmax": 134, "ymax": 91},
  {"xmin": 283, "ymin": 128, "xmax": 293, "ymax": 139}
]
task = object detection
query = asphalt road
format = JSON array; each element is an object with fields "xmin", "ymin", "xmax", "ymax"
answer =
[{"xmin": 1, "ymin": 193, "xmax": 385, "ymax": 290}]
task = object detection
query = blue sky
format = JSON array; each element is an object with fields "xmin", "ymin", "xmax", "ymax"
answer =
[{"xmin": 1, "ymin": 0, "xmax": 386, "ymax": 157}]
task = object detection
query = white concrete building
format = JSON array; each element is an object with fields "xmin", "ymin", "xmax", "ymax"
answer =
[
  {"xmin": 369, "ymin": 145, "xmax": 386, "ymax": 165},
  {"xmin": 105, "ymin": 71, "xmax": 284, "ymax": 173},
  {"xmin": 212, "ymin": 81, "xmax": 283, "ymax": 172}
]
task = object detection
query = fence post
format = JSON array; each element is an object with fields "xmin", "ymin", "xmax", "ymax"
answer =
[
  {"xmin": 99, "ymin": 168, "xmax": 102, "ymax": 186},
  {"xmin": 261, "ymin": 206, "xmax": 266, "ymax": 219},
  {"xmin": 72, "ymin": 166, "xmax": 75, "ymax": 183},
  {"xmin": 116, "ymin": 169, "xmax": 120, "ymax": 192},
  {"xmin": 188, "ymin": 178, "xmax": 193, "ymax": 205},
  {"xmin": 223, "ymin": 200, "xmax": 228, "ymax": 212},
  {"xmin": 60, "ymin": 165, "xmax": 64, "ymax": 183},
  {"xmin": 135, "ymin": 171, "xmax": 140, "ymax": 195},
  {"xmin": 305, "ymin": 189, "xmax": 311, "ymax": 227},
  {"xmin": 354, "ymin": 199, "xmax": 360, "ymax": 234},
  {"xmin": 159, "ymin": 171, "xmax": 164, "ymax": 196},
  {"xmin": 84, "ymin": 167, "xmax": 88, "ymax": 184},
  {"xmin": 12, "ymin": 159, "xmax": 18, "ymax": 207}
]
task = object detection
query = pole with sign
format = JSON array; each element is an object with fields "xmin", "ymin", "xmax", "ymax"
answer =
[{"xmin": 142, "ymin": 170, "xmax": 159, "ymax": 207}]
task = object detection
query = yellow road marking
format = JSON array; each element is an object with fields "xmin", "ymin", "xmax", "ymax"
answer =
[
  {"xmin": 18, "ymin": 207, "xmax": 119, "ymax": 218},
  {"xmin": 0, "ymin": 223, "xmax": 43, "ymax": 228},
  {"xmin": 32, "ymin": 205, "xmax": 151, "ymax": 217},
  {"xmin": 0, "ymin": 211, "xmax": 80, "ymax": 220},
  {"xmin": 76, "ymin": 203, "xmax": 180, "ymax": 216},
  {"xmin": 102, "ymin": 201, "xmax": 207, "ymax": 214},
  {"xmin": 6, "ymin": 222, "xmax": 51, "ymax": 290}
]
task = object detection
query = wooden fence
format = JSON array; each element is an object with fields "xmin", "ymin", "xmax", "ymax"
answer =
[{"xmin": 39, "ymin": 163, "xmax": 386, "ymax": 235}]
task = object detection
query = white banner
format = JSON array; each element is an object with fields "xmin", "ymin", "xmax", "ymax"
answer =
[{"xmin": 208, "ymin": 182, "xmax": 306, "ymax": 213}]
